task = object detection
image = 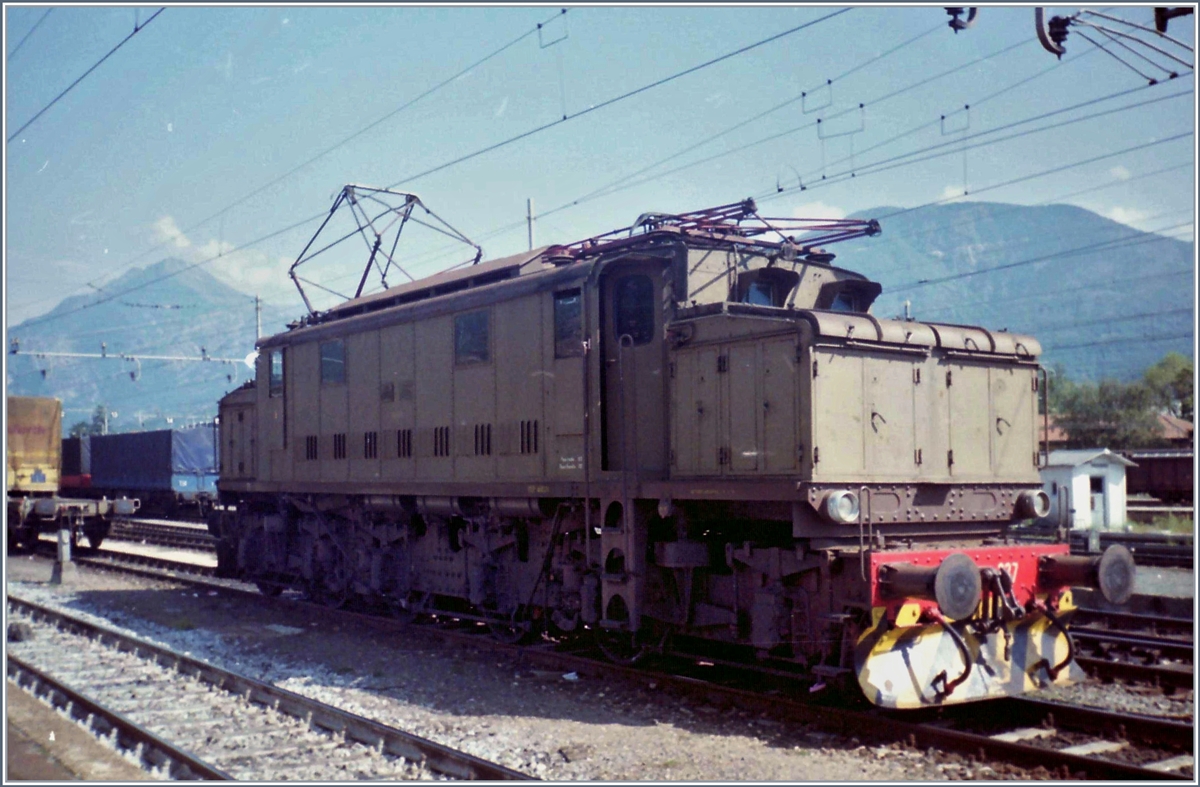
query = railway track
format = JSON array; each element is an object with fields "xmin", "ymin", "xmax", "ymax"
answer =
[
  {"xmin": 15, "ymin": 550, "xmax": 1195, "ymax": 780},
  {"xmin": 7, "ymin": 656, "xmax": 231, "ymax": 780},
  {"xmin": 1069, "ymin": 605, "xmax": 1194, "ymax": 693},
  {"xmin": 106, "ymin": 519, "xmax": 217, "ymax": 552},
  {"xmin": 1013, "ymin": 527, "xmax": 1195, "ymax": 569},
  {"xmin": 5, "ymin": 595, "xmax": 531, "ymax": 781}
]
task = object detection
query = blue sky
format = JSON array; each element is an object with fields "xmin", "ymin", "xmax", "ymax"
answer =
[{"xmin": 4, "ymin": 4, "xmax": 1196, "ymax": 326}]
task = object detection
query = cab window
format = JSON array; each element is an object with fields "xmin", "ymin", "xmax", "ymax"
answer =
[
  {"xmin": 554, "ymin": 290, "xmax": 583, "ymax": 358},
  {"xmin": 614, "ymin": 275, "xmax": 654, "ymax": 345},
  {"xmin": 268, "ymin": 350, "xmax": 284, "ymax": 397},
  {"xmin": 455, "ymin": 310, "xmax": 490, "ymax": 364},
  {"xmin": 745, "ymin": 280, "xmax": 775, "ymax": 306},
  {"xmin": 320, "ymin": 340, "xmax": 345, "ymax": 384},
  {"xmin": 830, "ymin": 292, "xmax": 856, "ymax": 312}
]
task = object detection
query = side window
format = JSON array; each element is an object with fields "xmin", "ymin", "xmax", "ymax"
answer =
[
  {"xmin": 830, "ymin": 291, "xmax": 856, "ymax": 313},
  {"xmin": 455, "ymin": 311, "xmax": 489, "ymax": 364},
  {"xmin": 320, "ymin": 340, "xmax": 345, "ymax": 384},
  {"xmin": 745, "ymin": 280, "xmax": 775, "ymax": 306},
  {"xmin": 614, "ymin": 275, "xmax": 654, "ymax": 346},
  {"xmin": 268, "ymin": 350, "xmax": 284, "ymax": 397},
  {"xmin": 554, "ymin": 289, "xmax": 583, "ymax": 358}
]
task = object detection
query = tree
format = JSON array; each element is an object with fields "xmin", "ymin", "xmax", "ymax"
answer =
[
  {"xmin": 1050, "ymin": 369, "xmax": 1164, "ymax": 449},
  {"xmin": 1143, "ymin": 351, "xmax": 1194, "ymax": 421},
  {"xmin": 90, "ymin": 404, "xmax": 111, "ymax": 435},
  {"xmin": 68, "ymin": 421, "xmax": 91, "ymax": 438}
]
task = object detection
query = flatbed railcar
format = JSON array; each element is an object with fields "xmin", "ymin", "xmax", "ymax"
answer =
[
  {"xmin": 213, "ymin": 196, "xmax": 1134, "ymax": 708},
  {"xmin": 62, "ymin": 427, "xmax": 220, "ymax": 518}
]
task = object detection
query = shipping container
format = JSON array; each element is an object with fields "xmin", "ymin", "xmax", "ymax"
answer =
[
  {"xmin": 61, "ymin": 435, "xmax": 92, "ymax": 488},
  {"xmin": 6, "ymin": 396, "xmax": 61, "ymax": 494},
  {"xmin": 89, "ymin": 426, "xmax": 218, "ymax": 511}
]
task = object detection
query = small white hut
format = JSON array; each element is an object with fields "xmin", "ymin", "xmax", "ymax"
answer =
[{"xmin": 1039, "ymin": 448, "xmax": 1137, "ymax": 530}]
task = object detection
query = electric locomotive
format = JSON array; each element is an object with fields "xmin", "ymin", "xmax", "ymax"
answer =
[{"xmin": 214, "ymin": 193, "xmax": 1135, "ymax": 708}]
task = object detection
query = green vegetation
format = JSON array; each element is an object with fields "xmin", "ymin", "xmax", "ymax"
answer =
[
  {"xmin": 1047, "ymin": 352, "xmax": 1194, "ymax": 449},
  {"xmin": 68, "ymin": 404, "xmax": 112, "ymax": 437}
]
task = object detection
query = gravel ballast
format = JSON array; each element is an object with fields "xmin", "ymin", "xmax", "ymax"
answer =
[{"xmin": 5, "ymin": 555, "xmax": 1190, "ymax": 780}]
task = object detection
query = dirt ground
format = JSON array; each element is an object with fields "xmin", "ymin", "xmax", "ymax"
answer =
[{"xmin": 3, "ymin": 554, "xmax": 1005, "ymax": 781}]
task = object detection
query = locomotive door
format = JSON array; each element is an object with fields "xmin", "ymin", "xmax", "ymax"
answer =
[{"xmin": 599, "ymin": 262, "xmax": 666, "ymax": 475}]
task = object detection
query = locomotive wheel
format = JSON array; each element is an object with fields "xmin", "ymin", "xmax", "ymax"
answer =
[
  {"xmin": 308, "ymin": 578, "xmax": 350, "ymax": 609},
  {"xmin": 256, "ymin": 581, "xmax": 283, "ymax": 597},
  {"xmin": 596, "ymin": 625, "xmax": 669, "ymax": 666},
  {"xmin": 386, "ymin": 601, "xmax": 415, "ymax": 625},
  {"xmin": 487, "ymin": 609, "xmax": 534, "ymax": 645}
]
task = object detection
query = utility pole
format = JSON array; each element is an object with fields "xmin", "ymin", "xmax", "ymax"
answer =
[{"xmin": 526, "ymin": 198, "xmax": 535, "ymax": 251}]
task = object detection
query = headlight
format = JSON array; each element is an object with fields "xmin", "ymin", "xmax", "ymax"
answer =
[
  {"xmin": 822, "ymin": 490, "xmax": 860, "ymax": 524},
  {"xmin": 1016, "ymin": 490, "xmax": 1050, "ymax": 518}
]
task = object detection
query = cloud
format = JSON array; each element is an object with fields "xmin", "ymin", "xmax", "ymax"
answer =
[
  {"xmin": 940, "ymin": 185, "xmax": 967, "ymax": 200},
  {"xmin": 149, "ymin": 216, "xmax": 292, "ymax": 299},
  {"xmin": 791, "ymin": 201, "xmax": 846, "ymax": 220},
  {"xmin": 1101, "ymin": 206, "xmax": 1151, "ymax": 228},
  {"xmin": 494, "ymin": 97, "xmax": 508, "ymax": 118},
  {"xmin": 154, "ymin": 216, "xmax": 191, "ymax": 249},
  {"xmin": 1109, "ymin": 165, "xmax": 1132, "ymax": 181}
]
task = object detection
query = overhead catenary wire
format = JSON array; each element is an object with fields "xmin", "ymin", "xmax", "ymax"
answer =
[
  {"xmin": 363, "ymin": 33, "xmax": 1048, "ymax": 278},
  {"xmin": 1030, "ymin": 306, "xmax": 1193, "ymax": 334},
  {"xmin": 7, "ymin": 8, "xmax": 52, "ymax": 61},
  {"xmin": 539, "ymin": 20, "xmax": 944, "ymax": 217},
  {"xmin": 32, "ymin": 8, "xmax": 575, "ymax": 313},
  {"xmin": 383, "ymin": 8, "xmax": 852, "ymax": 190},
  {"xmin": 16, "ymin": 8, "xmax": 853, "ymax": 329},
  {"xmin": 570, "ymin": 55, "xmax": 1180, "ymax": 217},
  {"xmin": 1048, "ymin": 331, "xmax": 1194, "ymax": 352},
  {"xmin": 889, "ymin": 215, "xmax": 1194, "ymax": 293},
  {"xmin": 1074, "ymin": 30, "xmax": 1159, "ymax": 83},
  {"xmin": 863, "ymin": 131, "xmax": 1194, "ymax": 225},
  {"xmin": 759, "ymin": 85, "xmax": 1194, "ymax": 208},
  {"xmin": 850, "ymin": 160, "xmax": 1193, "ymax": 251},
  {"xmin": 916, "ymin": 266, "xmax": 1194, "ymax": 320},
  {"xmin": 6, "ymin": 8, "xmax": 165, "ymax": 143}
]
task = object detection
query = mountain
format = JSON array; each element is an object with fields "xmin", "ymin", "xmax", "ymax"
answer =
[
  {"xmin": 6, "ymin": 204, "xmax": 1194, "ymax": 431},
  {"xmin": 832, "ymin": 202, "xmax": 1194, "ymax": 382},
  {"xmin": 6, "ymin": 258, "xmax": 300, "ymax": 431}
]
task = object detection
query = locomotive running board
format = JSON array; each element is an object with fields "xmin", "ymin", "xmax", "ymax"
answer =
[{"xmin": 854, "ymin": 610, "xmax": 1085, "ymax": 709}]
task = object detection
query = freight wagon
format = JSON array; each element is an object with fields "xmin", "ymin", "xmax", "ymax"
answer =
[
  {"xmin": 66, "ymin": 427, "xmax": 220, "ymax": 517},
  {"xmin": 6, "ymin": 396, "xmax": 135, "ymax": 551},
  {"xmin": 1119, "ymin": 448, "xmax": 1194, "ymax": 504}
]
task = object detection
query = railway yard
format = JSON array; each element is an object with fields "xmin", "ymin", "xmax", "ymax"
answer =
[{"xmin": 6, "ymin": 518, "xmax": 1195, "ymax": 781}]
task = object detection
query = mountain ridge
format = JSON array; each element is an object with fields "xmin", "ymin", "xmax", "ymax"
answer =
[{"xmin": 6, "ymin": 202, "xmax": 1194, "ymax": 429}]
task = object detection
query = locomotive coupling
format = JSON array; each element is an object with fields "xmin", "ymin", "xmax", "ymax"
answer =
[
  {"xmin": 1038, "ymin": 544, "xmax": 1136, "ymax": 605},
  {"xmin": 877, "ymin": 552, "xmax": 982, "ymax": 621}
]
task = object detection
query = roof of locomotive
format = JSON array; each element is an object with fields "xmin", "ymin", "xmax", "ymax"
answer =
[
  {"xmin": 319, "ymin": 246, "xmax": 554, "ymax": 322},
  {"xmin": 284, "ymin": 200, "xmax": 883, "ymax": 332}
]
